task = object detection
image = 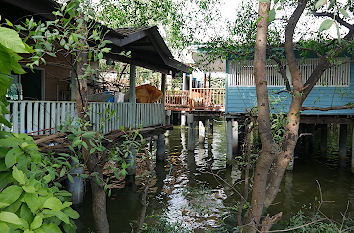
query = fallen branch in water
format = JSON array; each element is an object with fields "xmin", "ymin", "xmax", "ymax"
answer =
[{"xmin": 302, "ymin": 105, "xmax": 354, "ymax": 111}]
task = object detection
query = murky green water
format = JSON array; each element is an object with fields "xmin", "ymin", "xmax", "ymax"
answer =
[{"xmin": 77, "ymin": 121, "xmax": 354, "ymax": 232}]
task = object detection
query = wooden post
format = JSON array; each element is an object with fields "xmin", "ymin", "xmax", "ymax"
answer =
[
  {"xmin": 129, "ymin": 65, "xmax": 136, "ymax": 103},
  {"xmin": 320, "ymin": 124, "xmax": 327, "ymax": 158},
  {"xmin": 181, "ymin": 111, "xmax": 186, "ymax": 126},
  {"xmin": 204, "ymin": 73, "xmax": 207, "ymax": 88},
  {"xmin": 187, "ymin": 113, "xmax": 195, "ymax": 151},
  {"xmin": 189, "ymin": 74, "xmax": 193, "ymax": 111},
  {"xmin": 339, "ymin": 124, "xmax": 348, "ymax": 166},
  {"xmin": 157, "ymin": 134, "xmax": 166, "ymax": 162},
  {"xmin": 161, "ymin": 73, "xmax": 166, "ymax": 125}
]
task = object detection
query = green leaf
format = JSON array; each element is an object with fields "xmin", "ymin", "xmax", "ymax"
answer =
[
  {"xmin": 319, "ymin": 19, "xmax": 333, "ymax": 32},
  {"xmin": 82, "ymin": 131, "xmax": 95, "ymax": 139},
  {"xmin": 20, "ymin": 203, "xmax": 34, "ymax": 226},
  {"xmin": 268, "ymin": 9, "xmax": 275, "ymax": 22},
  {"xmin": 12, "ymin": 166, "xmax": 27, "ymax": 185},
  {"xmin": 0, "ymin": 27, "xmax": 29, "ymax": 53},
  {"xmin": 0, "ymin": 222, "xmax": 9, "ymax": 233},
  {"xmin": 34, "ymin": 223, "xmax": 62, "ymax": 233},
  {"xmin": 5, "ymin": 147, "xmax": 22, "ymax": 168},
  {"xmin": 22, "ymin": 184, "xmax": 36, "ymax": 193},
  {"xmin": 67, "ymin": 174, "xmax": 74, "ymax": 184},
  {"xmin": 43, "ymin": 197, "xmax": 63, "ymax": 211},
  {"xmin": 30, "ymin": 215, "xmax": 42, "ymax": 230},
  {"xmin": 0, "ymin": 185, "xmax": 23, "ymax": 208},
  {"xmin": 339, "ymin": 8, "xmax": 349, "ymax": 18},
  {"xmin": 24, "ymin": 193, "xmax": 40, "ymax": 214},
  {"xmin": 0, "ymin": 211, "xmax": 22, "ymax": 225},
  {"xmin": 60, "ymin": 167, "xmax": 66, "ymax": 178},
  {"xmin": 315, "ymin": 0, "xmax": 326, "ymax": 9},
  {"xmin": 62, "ymin": 208, "xmax": 79, "ymax": 219}
]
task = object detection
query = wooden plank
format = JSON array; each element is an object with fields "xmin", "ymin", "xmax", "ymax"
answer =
[
  {"xmin": 51, "ymin": 102, "xmax": 56, "ymax": 134},
  {"xmin": 56, "ymin": 102, "xmax": 61, "ymax": 131},
  {"xmin": 39, "ymin": 102, "xmax": 45, "ymax": 135},
  {"xmin": 4, "ymin": 103, "xmax": 11, "ymax": 131},
  {"xmin": 26, "ymin": 101, "xmax": 33, "ymax": 133},
  {"xmin": 13, "ymin": 102, "xmax": 18, "ymax": 133},
  {"xmin": 19, "ymin": 102, "xmax": 26, "ymax": 133},
  {"xmin": 33, "ymin": 102, "xmax": 39, "ymax": 134}
]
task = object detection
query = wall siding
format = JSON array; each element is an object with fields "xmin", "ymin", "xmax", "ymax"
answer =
[{"xmin": 226, "ymin": 60, "xmax": 354, "ymax": 115}]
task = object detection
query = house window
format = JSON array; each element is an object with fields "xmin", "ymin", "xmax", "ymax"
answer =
[
  {"xmin": 228, "ymin": 58, "xmax": 350, "ymax": 87},
  {"xmin": 6, "ymin": 68, "xmax": 44, "ymax": 100}
]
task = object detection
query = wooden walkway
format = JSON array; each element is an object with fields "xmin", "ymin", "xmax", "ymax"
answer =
[{"xmin": 165, "ymin": 88, "xmax": 225, "ymax": 112}]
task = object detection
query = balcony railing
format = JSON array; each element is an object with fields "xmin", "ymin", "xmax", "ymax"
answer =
[
  {"xmin": 4, "ymin": 101, "xmax": 165, "ymax": 135},
  {"xmin": 165, "ymin": 88, "xmax": 225, "ymax": 111}
]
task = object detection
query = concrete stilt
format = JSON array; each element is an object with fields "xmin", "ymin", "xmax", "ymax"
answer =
[
  {"xmin": 339, "ymin": 124, "xmax": 347, "ymax": 167},
  {"xmin": 226, "ymin": 119, "xmax": 238, "ymax": 165},
  {"xmin": 187, "ymin": 114, "xmax": 195, "ymax": 151},
  {"xmin": 199, "ymin": 121, "xmax": 205, "ymax": 144},
  {"xmin": 125, "ymin": 146, "xmax": 136, "ymax": 186},
  {"xmin": 157, "ymin": 133, "xmax": 166, "ymax": 162},
  {"xmin": 166, "ymin": 110, "xmax": 172, "ymax": 125},
  {"xmin": 226, "ymin": 120, "xmax": 233, "ymax": 165},
  {"xmin": 67, "ymin": 164, "xmax": 84, "ymax": 205},
  {"xmin": 181, "ymin": 111, "xmax": 186, "ymax": 126},
  {"xmin": 232, "ymin": 121, "xmax": 239, "ymax": 155},
  {"xmin": 320, "ymin": 124, "xmax": 328, "ymax": 158}
]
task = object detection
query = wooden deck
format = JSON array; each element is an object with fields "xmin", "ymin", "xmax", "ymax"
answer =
[
  {"xmin": 4, "ymin": 101, "xmax": 165, "ymax": 135},
  {"xmin": 165, "ymin": 88, "xmax": 225, "ymax": 112}
]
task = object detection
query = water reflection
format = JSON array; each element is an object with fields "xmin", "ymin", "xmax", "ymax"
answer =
[{"xmin": 78, "ymin": 121, "xmax": 353, "ymax": 232}]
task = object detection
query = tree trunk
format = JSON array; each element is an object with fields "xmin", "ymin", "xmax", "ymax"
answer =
[
  {"xmin": 75, "ymin": 18, "xmax": 110, "ymax": 232},
  {"xmin": 244, "ymin": 2, "xmax": 273, "ymax": 232},
  {"xmin": 90, "ymin": 170, "xmax": 110, "ymax": 233}
]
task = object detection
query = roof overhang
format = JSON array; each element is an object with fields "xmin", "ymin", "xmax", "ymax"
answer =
[{"xmin": 0, "ymin": 0, "xmax": 190, "ymax": 74}]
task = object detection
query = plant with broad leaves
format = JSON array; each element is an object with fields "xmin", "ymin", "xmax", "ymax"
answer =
[{"xmin": 0, "ymin": 18, "xmax": 79, "ymax": 233}]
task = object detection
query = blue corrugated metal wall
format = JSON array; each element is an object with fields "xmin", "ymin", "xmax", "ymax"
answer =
[{"xmin": 225, "ymin": 60, "xmax": 354, "ymax": 115}]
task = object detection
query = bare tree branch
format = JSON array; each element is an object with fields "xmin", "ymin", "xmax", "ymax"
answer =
[{"xmin": 313, "ymin": 12, "xmax": 353, "ymax": 30}]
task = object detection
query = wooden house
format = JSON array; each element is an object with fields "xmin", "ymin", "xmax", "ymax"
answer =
[
  {"xmin": 225, "ymin": 55, "xmax": 354, "ymax": 116},
  {"xmin": 1, "ymin": 0, "xmax": 189, "ymax": 135}
]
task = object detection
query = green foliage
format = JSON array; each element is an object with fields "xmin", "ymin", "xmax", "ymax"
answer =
[
  {"xmin": 0, "ymin": 20, "xmax": 78, "ymax": 233},
  {"xmin": 286, "ymin": 210, "xmax": 354, "ymax": 232}
]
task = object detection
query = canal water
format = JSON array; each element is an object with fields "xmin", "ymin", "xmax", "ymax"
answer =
[{"xmin": 77, "ymin": 121, "xmax": 354, "ymax": 232}]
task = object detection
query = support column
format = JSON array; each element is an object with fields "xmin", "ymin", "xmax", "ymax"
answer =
[
  {"xmin": 187, "ymin": 114, "xmax": 195, "ymax": 151},
  {"xmin": 129, "ymin": 65, "xmax": 136, "ymax": 103},
  {"xmin": 166, "ymin": 110, "xmax": 171, "ymax": 125},
  {"xmin": 339, "ymin": 124, "xmax": 347, "ymax": 167},
  {"xmin": 181, "ymin": 111, "xmax": 186, "ymax": 126},
  {"xmin": 226, "ymin": 119, "xmax": 238, "ymax": 165},
  {"xmin": 320, "ymin": 124, "xmax": 327, "ymax": 158},
  {"xmin": 67, "ymin": 163, "xmax": 84, "ymax": 205},
  {"xmin": 199, "ymin": 121, "xmax": 205, "ymax": 144},
  {"xmin": 161, "ymin": 73, "xmax": 166, "ymax": 125},
  {"xmin": 125, "ymin": 146, "xmax": 136, "ymax": 186},
  {"xmin": 226, "ymin": 120, "xmax": 233, "ymax": 165},
  {"xmin": 232, "ymin": 120, "xmax": 239, "ymax": 156},
  {"xmin": 157, "ymin": 134, "xmax": 166, "ymax": 162}
]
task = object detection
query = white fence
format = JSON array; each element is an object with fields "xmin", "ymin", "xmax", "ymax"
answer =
[
  {"xmin": 228, "ymin": 58, "xmax": 350, "ymax": 87},
  {"xmin": 4, "ymin": 101, "xmax": 165, "ymax": 135}
]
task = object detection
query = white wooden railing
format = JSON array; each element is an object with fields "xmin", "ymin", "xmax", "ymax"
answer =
[
  {"xmin": 228, "ymin": 58, "xmax": 350, "ymax": 87},
  {"xmin": 4, "ymin": 101, "xmax": 165, "ymax": 135}
]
